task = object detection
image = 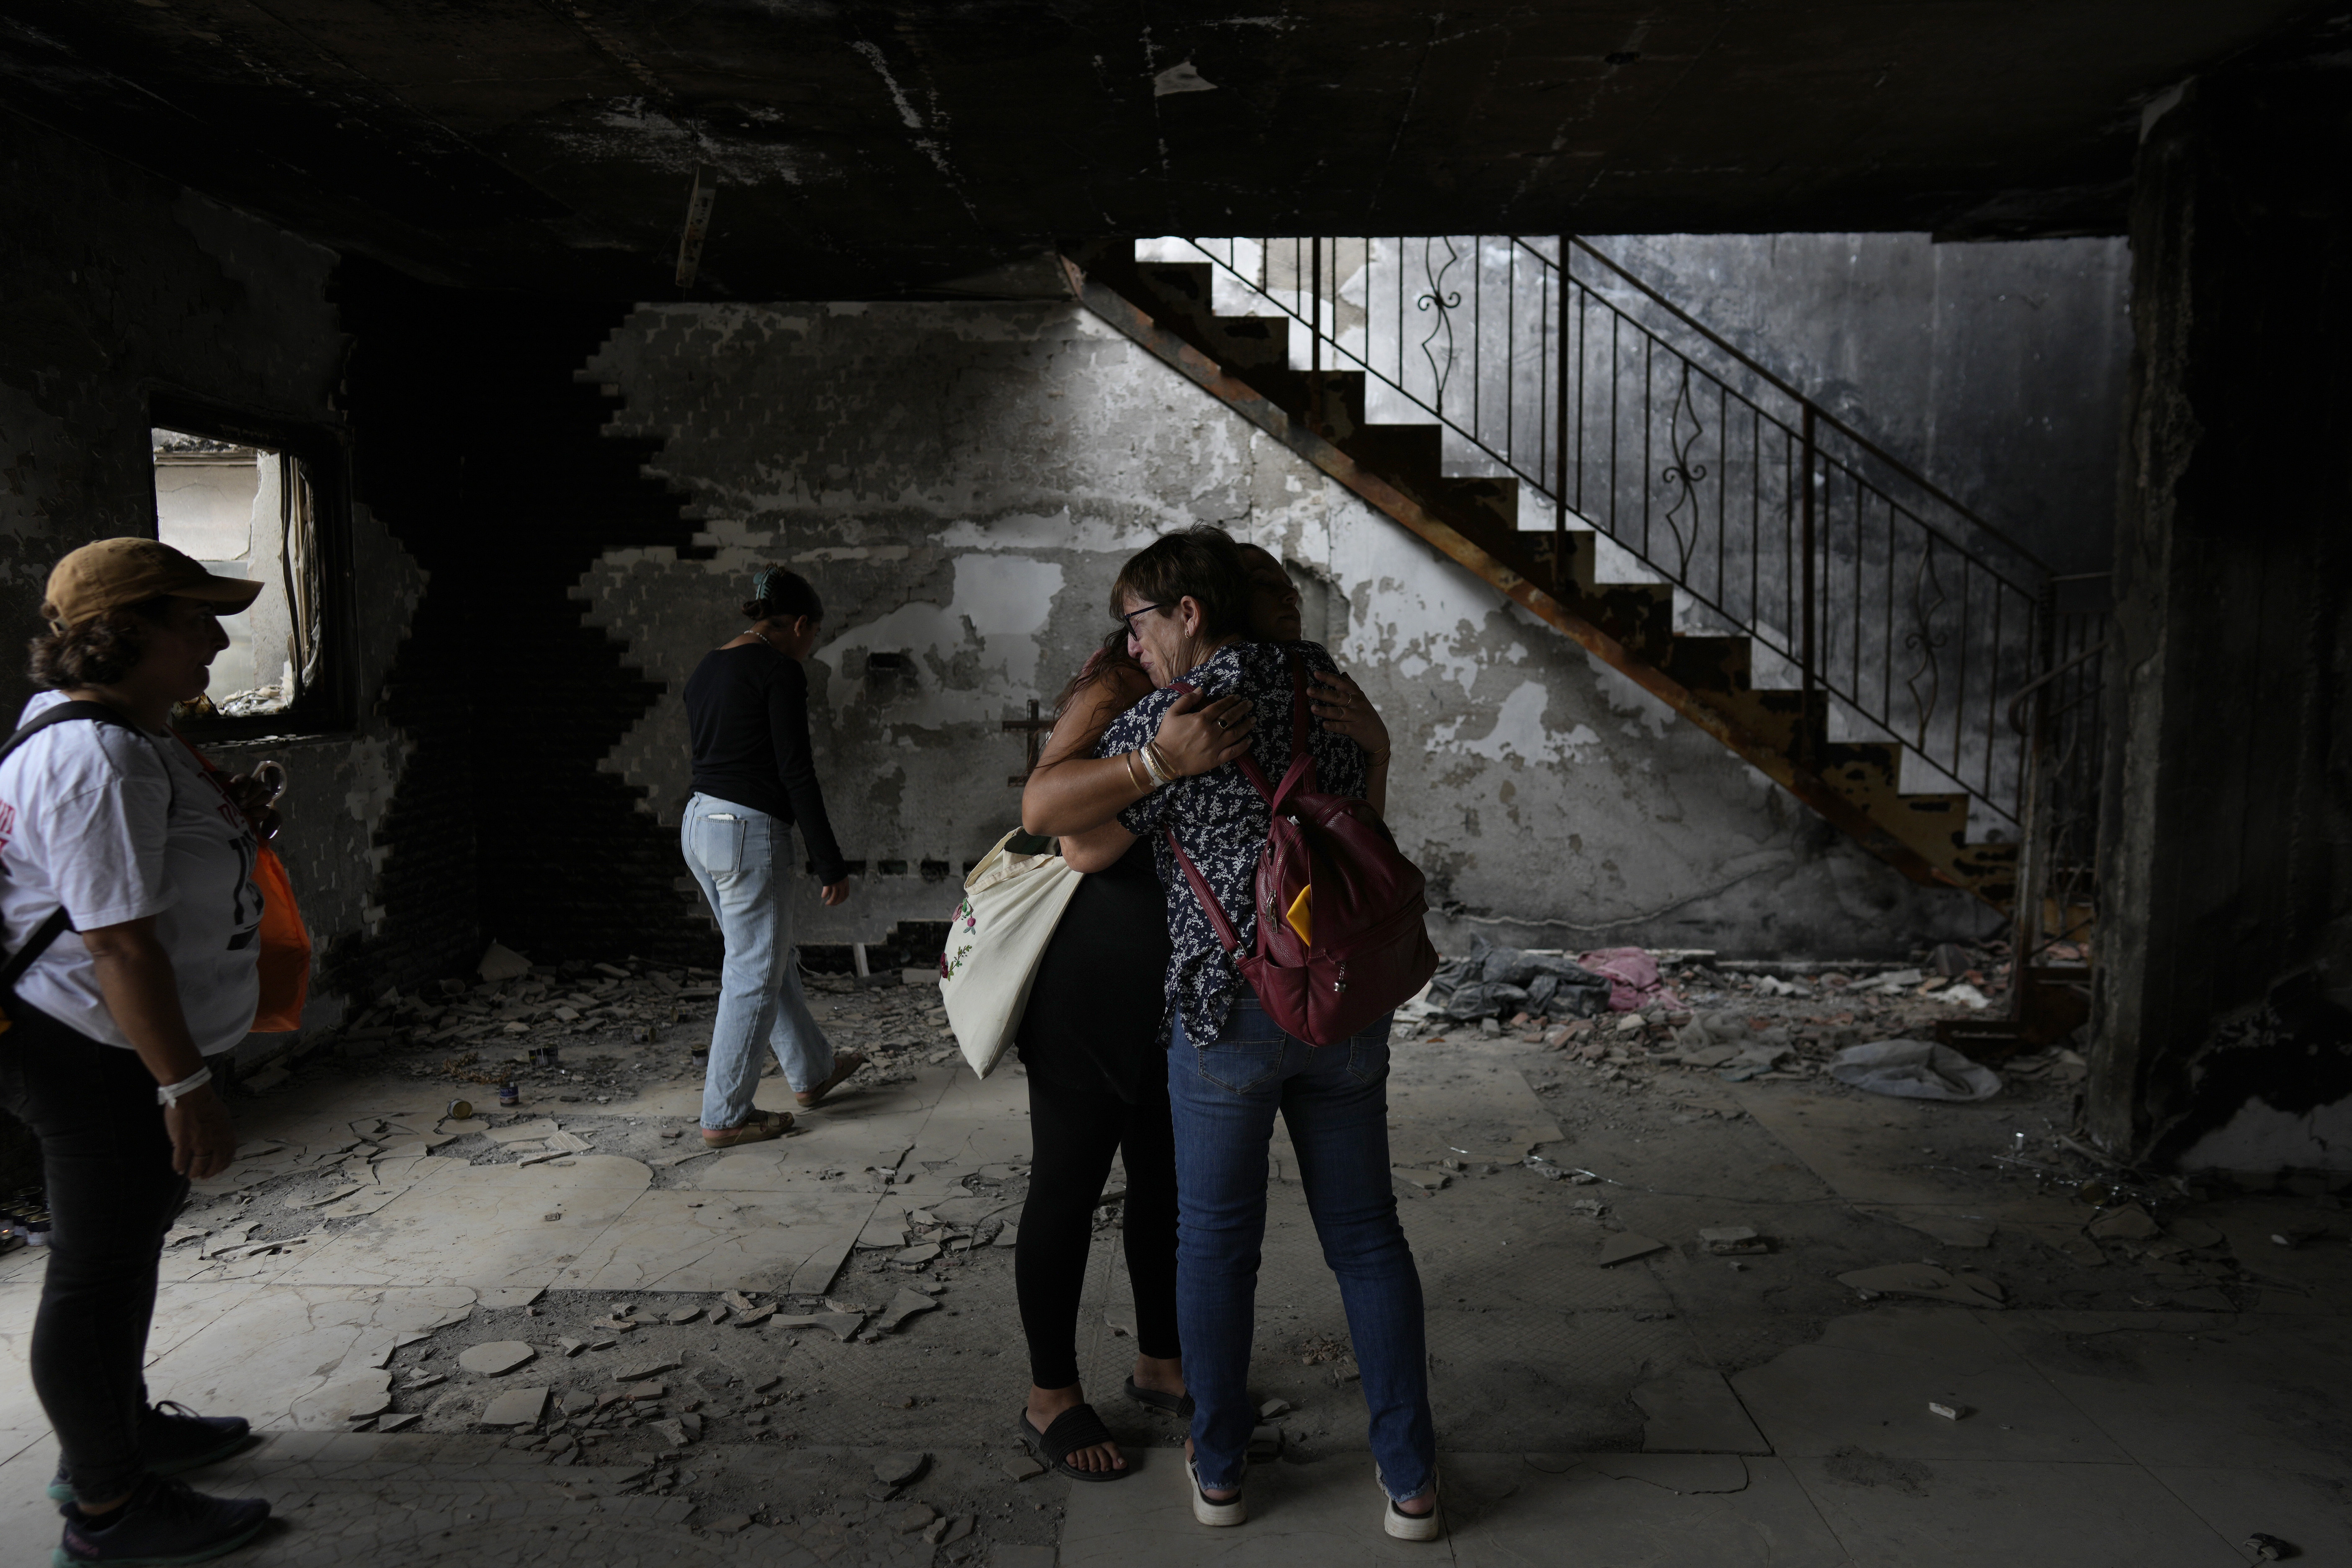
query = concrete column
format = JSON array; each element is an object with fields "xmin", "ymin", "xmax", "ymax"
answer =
[{"xmin": 2091, "ymin": 62, "xmax": 2352, "ymax": 1172}]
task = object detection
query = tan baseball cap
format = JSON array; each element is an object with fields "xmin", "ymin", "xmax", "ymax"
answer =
[{"xmin": 42, "ymin": 537, "xmax": 263, "ymax": 630}]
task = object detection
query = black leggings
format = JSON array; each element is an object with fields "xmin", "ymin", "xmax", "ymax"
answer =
[
  {"xmin": 0, "ymin": 1006, "xmax": 186, "ymax": 1504},
  {"xmin": 1014, "ymin": 1057, "xmax": 1180, "ymax": 1389}
]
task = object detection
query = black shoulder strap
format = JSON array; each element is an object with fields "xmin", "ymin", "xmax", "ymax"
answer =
[{"xmin": 0, "ymin": 701, "xmax": 145, "ymax": 993}]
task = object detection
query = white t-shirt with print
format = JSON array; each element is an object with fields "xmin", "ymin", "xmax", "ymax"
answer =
[{"xmin": 0, "ymin": 692, "xmax": 262, "ymax": 1054}]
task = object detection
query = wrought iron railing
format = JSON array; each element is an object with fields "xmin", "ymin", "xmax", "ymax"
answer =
[
  {"xmin": 2008, "ymin": 597, "xmax": 2108, "ymax": 961},
  {"xmin": 1151, "ymin": 235, "xmax": 2073, "ymax": 838}
]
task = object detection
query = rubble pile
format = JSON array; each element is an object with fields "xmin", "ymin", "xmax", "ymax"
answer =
[
  {"xmin": 260, "ymin": 949, "xmax": 959, "ymax": 1101},
  {"xmin": 1404, "ymin": 939, "xmax": 2076, "ymax": 1097}
]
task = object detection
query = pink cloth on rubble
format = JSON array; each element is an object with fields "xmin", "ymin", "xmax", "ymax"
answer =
[{"xmin": 1577, "ymin": 946, "xmax": 1682, "ymax": 1013}]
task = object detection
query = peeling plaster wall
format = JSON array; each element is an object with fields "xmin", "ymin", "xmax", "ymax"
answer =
[
  {"xmin": 0, "ymin": 111, "xmax": 426, "ymax": 1057},
  {"xmin": 580, "ymin": 300, "xmax": 1986, "ymax": 958}
]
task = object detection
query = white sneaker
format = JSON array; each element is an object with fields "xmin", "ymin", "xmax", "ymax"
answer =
[
  {"xmin": 1381, "ymin": 1470, "xmax": 1442, "ymax": 1541},
  {"xmin": 1188, "ymin": 1455, "xmax": 1246, "ymax": 1527}
]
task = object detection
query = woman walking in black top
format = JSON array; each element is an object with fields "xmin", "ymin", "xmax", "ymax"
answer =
[
  {"xmin": 1003, "ymin": 532, "xmax": 1321, "ymax": 1481},
  {"xmin": 681, "ymin": 567, "xmax": 865, "ymax": 1148}
]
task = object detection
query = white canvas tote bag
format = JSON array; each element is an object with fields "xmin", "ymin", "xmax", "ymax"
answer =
[{"xmin": 937, "ymin": 828, "xmax": 1083, "ymax": 1079}]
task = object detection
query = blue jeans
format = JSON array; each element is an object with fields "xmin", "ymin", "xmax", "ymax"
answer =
[
  {"xmin": 1168, "ymin": 998, "xmax": 1436, "ymax": 1501},
  {"xmin": 681, "ymin": 793, "xmax": 836, "ymax": 1127}
]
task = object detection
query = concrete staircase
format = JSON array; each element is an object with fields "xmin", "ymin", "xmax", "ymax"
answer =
[{"xmin": 1063, "ymin": 243, "xmax": 2023, "ymax": 910}]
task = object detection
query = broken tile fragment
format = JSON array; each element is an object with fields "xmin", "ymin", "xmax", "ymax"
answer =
[
  {"xmin": 890, "ymin": 1502, "xmax": 937, "ymax": 1533},
  {"xmin": 1598, "ymin": 1233, "xmax": 1670, "ymax": 1266},
  {"xmin": 480, "ymin": 1386, "xmax": 549, "ymax": 1428},
  {"xmin": 456, "ymin": 1341, "xmax": 537, "ymax": 1376},
  {"xmin": 615, "ymin": 1358, "xmax": 681, "ymax": 1381},
  {"xmin": 878, "ymin": 1290, "xmax": 939, "ymax": 1332},
  {"xmin": 650, "ymin": 1418, "xmax": 691, "ymax": 1447},
  {"xmin": 1700, "ymin": 1225, "xmax": 1770, "ymax": 1255},
  {"xmin": 1259, "ymin": 1398, "xmax": 1292, "ymax": 1418},
  {"xmin": 1003, "ymin": 1456, "xmax": 1046, "ymax": 1481},
  {"xmin": 1836, "ymin": 1263, "xmax": 2006, "ymax": 1308},
  {"xmin": 733, "ymin": 1305, "xmax": 777, "ymax": 1326},
  {"xmin": 874, "ymin": 1451, "xmax": 929, "ymax": 1487},
  {"xmin": 665, "ymin": 1307, "xmax": 704, "ymax": 1325},
  {"xmin": 774, "ymin": 1313, "xmax": 864, "ymax": 1342},
  {"xmin": 892, "ymin": 1242, "xmax": 942, "ymax": 1265},
  {"xmin": 377, "ymin": 1412, "xmax": 422, "ymax": 1433}
]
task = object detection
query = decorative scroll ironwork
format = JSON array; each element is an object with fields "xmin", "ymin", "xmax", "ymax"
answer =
[
  {"xmin": 1415, "ymin": 236, "xmax": 1463, "ymax": 417},
  {"xmin": 1657, "ymin": 362, "xmax": 1709, "ymax": 576}
]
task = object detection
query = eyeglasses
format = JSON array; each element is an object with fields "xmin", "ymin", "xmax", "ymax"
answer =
[{"xmin": 1119, "ymin": 603, "xmax": 1167, "ymax": 639}]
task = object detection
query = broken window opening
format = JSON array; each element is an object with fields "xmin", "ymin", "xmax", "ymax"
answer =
[{"xmin": 149, "ymin": 412, "xmax": 346, "ymax": 732}]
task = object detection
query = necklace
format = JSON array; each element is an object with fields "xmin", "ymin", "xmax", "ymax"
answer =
[{"xmin": 749, "ymin": 624, "xmax": 784, "ymax": 656}]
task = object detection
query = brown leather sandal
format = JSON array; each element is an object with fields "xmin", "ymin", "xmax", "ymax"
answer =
[
  {"xmin": 702, "ymin": 1109, "xmax": 793, "ymax": 1148},
  {"xmin": 795, "ymin": 1051, "xmax": 868, "ymax": 1110}
]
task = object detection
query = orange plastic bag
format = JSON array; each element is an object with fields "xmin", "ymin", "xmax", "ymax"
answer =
[
  {"xmin": 174, "ymin": 735, "xmax": 312, "ymax": 1033},
  {"xmin": 249, "ymin": 843, "xmax": 311, "ymax": 1032}
]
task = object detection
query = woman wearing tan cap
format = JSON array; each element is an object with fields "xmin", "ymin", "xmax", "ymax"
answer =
[{"xmin": 0, "ymin": 538, "xmax": 280, "ymax": 1567}]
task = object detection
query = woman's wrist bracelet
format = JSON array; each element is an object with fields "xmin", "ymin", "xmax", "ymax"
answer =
[
  {"xmin": 1142, "ymin": 740, "xmax": 1177, "ymax": 786},
  {"xmin": 1123, "ymin": 750, "xmax": 1151, "ymax": 793},
  {"xmin": 157, "ymin": 1065, "xmax": 212, "ymax": 1106}
]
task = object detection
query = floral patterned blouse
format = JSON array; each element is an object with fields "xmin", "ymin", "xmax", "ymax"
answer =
[{"xmin": 1098, "ymin": 639, "xmax": 1369, "ymax": 1045}]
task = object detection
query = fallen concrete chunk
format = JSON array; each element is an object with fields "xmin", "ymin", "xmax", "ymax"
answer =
[
  {"xmin": 1259, "ymin": 1398, "xmax": 1292, "ymax": 1418},
  {"xmin": 1928, "ymin": 1402, "xmax": 1968, "ymax": 1421},
  {"xmin": 479, "ymin": 942, "xmax": 532, "ymax": 982},
  {"xmin": 1247, "ymin": 1424, "xmax": 1283, "ymax": 1458},
  {"xmin": 457, "ymin": 1341, "xmax": 537, "ymax": 1376},
  {"xmin": 1598, "ymin": 1233, "xmax": 1670, "ymax": 1266},
  {"xmin": 1700, "ymin": 1226, "xmax": 1769, "ymax": 1255},
  {"xmin": 722, "ymin": 1290, "xmax": 760, "ymax": 1313},
  {"xmin": 1836, "ymin": 1263, "xmax": 2006, "ymax": 1308},
  {"xmin": 377, "ymin": 1412, "xmax": 422, "ymax": 1433},
  {"xmin": 892, "ymin": 1242, "xmax": 942, "ymax": 1265},
  {"xmin": 733, "ymin": 1305, "xmax": 777, "ymax": 1326},
  {"xmin": 890, "ymin": 1503, "xmax": 937, "ymax": 1534},
  {"xmin": 704, "ymin": 1514, "xmax": 751, "ymax": 1535},
  {"xmin": 650, "ymin": 1418, "xmax": 692, "ymax": 1448},
  {"xmin": 874, "ymin": 1451, "xmax": 930, "ymax": 1487},
  {"xmin": 614, "ymin": 1359, "xmax": 681, "ymax": 1382},
  {"xmin": 665, "ymin": 1307, "xmax": 704, "ymax": 1325},
  {"xmin": 1003, "ymin": 1455, "xmax": 1046, "ymax": 1481},
  {"xmin": 480, "ymin": 1386, "xmax": 549, "ymax": 1428},
  {"xmin": 774, "ymin": 1312, "xmax": 865, "ymax": 1342},
  {"xmin": 879, "ymin": 1291, "xmax": 940, "ymax": 1333}
]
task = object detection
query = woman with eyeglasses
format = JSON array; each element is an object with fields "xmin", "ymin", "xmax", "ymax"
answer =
[
  {"xmin": 1004, "ymin": 533, "xmax": 1341, "ymax": 1484},
  {"xmin": 1024, "ymin": 526, "xmax": 1435, "ymax": 1540}
]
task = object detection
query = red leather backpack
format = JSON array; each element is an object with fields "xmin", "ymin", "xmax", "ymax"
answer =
[{"xmin": 1166, "ymin": 652, "xmax": 1439, "ymax": 1046}]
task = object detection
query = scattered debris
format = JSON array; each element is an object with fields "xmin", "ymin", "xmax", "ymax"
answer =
[
  {"xmin": 615, "ymin": 1359, "xmax": 681, "ymax": 1382},
  {"xmin": 1927, "ymin": 1402, "xmax": 1968, "ymax": 1421},
  {"xmin": 1003, "ymin": 1456, "xmax": 1046, "ymax": 1482},
  {"xmin": 1700, "ymin": 1226, "xmax": 1769, "ymax": 1256},
  {"xmin": 2242, "ymin": 1533, "xmax": 2297, "ymax": 1561},
  {"xmin": 1259, "ymin": 1398, "xmax": 1292, "ymax": 1419}
]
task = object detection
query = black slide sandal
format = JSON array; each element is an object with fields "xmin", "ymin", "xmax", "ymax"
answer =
[
  {"xmin": 1125, "ymin": 1377, "xmax": 1196, "ymax": 1418},
  {"xmin": 1016, "ymin": 1405, "xmax": 1130, "ymax": 1483}
]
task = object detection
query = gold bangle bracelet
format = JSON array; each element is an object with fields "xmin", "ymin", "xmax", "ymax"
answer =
[
  {"xmin": 1143, "ymin": 740, "xmax": 1177, "ymax": 785},
  {"xmin": 1123, "ymin": 749, "xmax": 1150, "ymax": 793}
]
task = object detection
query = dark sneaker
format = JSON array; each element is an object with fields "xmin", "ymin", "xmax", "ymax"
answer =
[
  {"xmin": 47, "ymin": 1404, "xmax": 256, "ymax": 1504},
  {"xmin": 54, "ymin": 1474, "xmax": 269, "ymax": 1567}
]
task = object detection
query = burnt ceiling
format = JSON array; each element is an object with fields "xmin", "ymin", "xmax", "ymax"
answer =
[{"xmin": 0, "ymin": 1, "xmax": 2332, "ymax": 298}]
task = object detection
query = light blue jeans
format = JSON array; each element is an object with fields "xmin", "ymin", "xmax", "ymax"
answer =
[
  {"xmin": 1168, "ymin": 998, "xmax": 1436, "ymax": 1501},
  {"xmin": 681, "ymin": 792, "xmax": 836, "ymax": 1128}
]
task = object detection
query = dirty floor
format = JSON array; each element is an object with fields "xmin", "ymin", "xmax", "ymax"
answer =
[{"xmin": 0, "ymin": 968, "xmax": 2346, "ymax": 1567}]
